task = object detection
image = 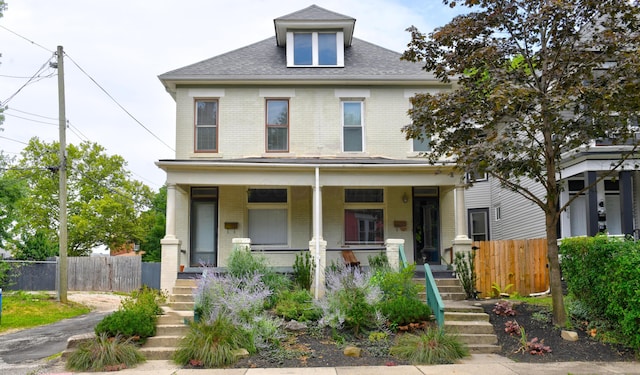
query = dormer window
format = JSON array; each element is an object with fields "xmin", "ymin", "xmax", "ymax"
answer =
[{"xmin": 287, "ymin": 31, "xmax": 344, "ymax": 67}]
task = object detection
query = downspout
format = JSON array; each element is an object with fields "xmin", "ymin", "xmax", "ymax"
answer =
[{"xmin": 314, "ymin": 167, "xmax": 321, "ymax": 299}]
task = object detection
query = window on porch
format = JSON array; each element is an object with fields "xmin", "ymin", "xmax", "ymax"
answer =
[
  {"xmin": 344, "ymin": 188, "xmax": 384, "ymax": 245},
  {"xmin": 248, "ymin": 188, "xmax": 288, "ymax": 246}
]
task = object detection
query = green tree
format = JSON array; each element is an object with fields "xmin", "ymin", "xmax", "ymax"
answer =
[
  {"xmin": 0, "ymin": 154, "xmax": 25, "ymax": 247},
  {"xmin": 7, "ymin": 138, "xmax": 154, "ymax": 256},
  {"xmin": 12, "ymin": 229, "xmax": 57, "ymax": 261},
  {"xmin": 140, "ymin": 185, "xmax": 166, "ymax": 262},
  {"xmin": 402, "ymin": 0, "xmax": 640, "ymax": 326}
]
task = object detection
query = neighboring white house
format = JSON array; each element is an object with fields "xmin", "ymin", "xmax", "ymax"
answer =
[
  {"xmin": 464, "ymin": 139, "xmax": 640, "ymax": 242},
  {"xmin": 156, "ymin": 5, "xmax": 473, "ymax": 292}
]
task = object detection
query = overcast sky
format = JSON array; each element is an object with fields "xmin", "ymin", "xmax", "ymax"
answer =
[{"xmin": 0, "ymin": 0, "xmax": 464, "ymax": 191}]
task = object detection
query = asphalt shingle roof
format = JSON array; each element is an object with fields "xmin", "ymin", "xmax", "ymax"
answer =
[
  {"xmin": 275, "ymin": 4, "xmax": 354, "ymax": 22},
  {"xmin": 159, "ymin": 37, "xmax": 435, "ymax": 83}
]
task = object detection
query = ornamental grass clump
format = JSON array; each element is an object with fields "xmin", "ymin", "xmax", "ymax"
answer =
[
  {"xmin": 390, "ymin": 328, "xmax": 469, "ymax": 364},
  {"xmin": 174, "ymin": 317, "xmax": 255, "ymax": 368},
  {"xmin": 66, "ymin": 333, "xmax": 145, "ymax": 372},
  {"xmin": 317, "ymin": 264, "xmax": 385, "ymax": 335}
]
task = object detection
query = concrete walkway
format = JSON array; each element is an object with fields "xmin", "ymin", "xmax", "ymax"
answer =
[{"xmin": 41, "ymin": 354, "xmax": 640, "ymax": 375}]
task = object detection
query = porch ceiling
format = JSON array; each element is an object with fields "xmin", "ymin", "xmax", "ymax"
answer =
[{"xmin": 156, "ymin": 158, "xmax": 461, "ymax": 186}]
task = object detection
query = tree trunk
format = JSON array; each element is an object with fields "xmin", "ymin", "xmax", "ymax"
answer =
[{"xmin": 546, "ymin": 212, "xmax": 566, "ymax": 326}]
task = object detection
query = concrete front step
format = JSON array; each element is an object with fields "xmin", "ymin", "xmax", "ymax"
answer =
[
  {"xmin": 466, "ymin": 343, "xmax": 502, "ymax": 354},
  {"xmin": 169, "ymin": 301, "xmax": 195, "ymax": 311},
  {"xmin": 145, "ymin": 335, "xmax": 183, "ymax": 348},
  {"xmin": 445, "ymin": 320, "xmax": 495, "ymax": 334},
  {"xmin": 156, "ymin": 324, "xmax": 189, "ymax": 336},
  {"xmin": 445, "ymin": 311, "xmax": 490, "ymax": 322},
  {"xmin": 172, "ymin": 286, "xmax": 195, "ymax": 295},
  {"xmin": 170, "ymin": 293, "xmax": 195, "ymax": 303},
  {"xmin": 139, "ymin": 346, "xmax": 177, "ymax": 360}
]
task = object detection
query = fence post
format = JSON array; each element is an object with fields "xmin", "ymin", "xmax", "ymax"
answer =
[{"xmin": 0, "ymin": 288, "xmax": 3, "ymax": 324}]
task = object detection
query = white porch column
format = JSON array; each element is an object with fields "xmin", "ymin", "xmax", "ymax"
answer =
[
  {"xmin": 385, "ymin": 239, "xmax": 404, "ymax": 271},
  {"xmin": 160, "ymin": 183, "xmax": 181, "ymax": 292},
  {"xmin": 160, "ymin": 183, "xmax": 182, "ymax": 292},
  {"xmin": 312, "ymin": 167, "xmax": 326, "ymax": 299},
  {"xmin": 452, "ymin": 184, "xmax": 472, "ymax": 258},
  {"xmin": 165, "ymin": 184, "xmax": 177, "ymax": 239},
  {"xmin": 309, "ymin": 238, "xmax": 327, "ymax": 298}
]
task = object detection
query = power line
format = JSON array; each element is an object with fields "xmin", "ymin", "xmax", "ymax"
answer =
[
  {"xmin": 0, "ymin": 25, "xmax": 55, "ymax": 53},
  {"xmin": 0, "ymin": 135, "xmax": 29, "ymax": 145},
  {"xmin": 7, "ymin": 107, "xmax": 57, "ymax": 121},
  {"xmin": 4, "ymin": 112, "xmax": 57, "ymax": 126},
  {"xmin": 1, "ymin": 55, "xmax": 56, "ymax": 107},
  {"xmin": 63, "ymin": 52, "xmax": 175, "ymax": 153}
]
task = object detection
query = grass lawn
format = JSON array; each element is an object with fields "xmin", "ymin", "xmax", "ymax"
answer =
[{"xmin": 0, "ymin": 291, "xmax": 91, "ymax": 334}]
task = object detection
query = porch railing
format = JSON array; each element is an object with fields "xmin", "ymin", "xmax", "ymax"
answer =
[
  {"xmin": 424, "ymin": 264, "xmax": 445, "ymax": 328},
  {"xmin": 398, "ymin": 244, "xmax": 408, "ymax": 269}
]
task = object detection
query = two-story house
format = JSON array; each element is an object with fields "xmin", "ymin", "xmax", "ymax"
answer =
[{"xmin": 156, "ymin": 5, "xmax": 473, "ymax": 293}]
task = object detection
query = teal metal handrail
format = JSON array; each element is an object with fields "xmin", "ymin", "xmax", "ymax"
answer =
[
  {"xmin": 399, "ymin": 244, "xmax": 408, "ymax": 269},
  {"xmin": 424, "ymin": 264, "xmax": 445, "ymax": 328}
]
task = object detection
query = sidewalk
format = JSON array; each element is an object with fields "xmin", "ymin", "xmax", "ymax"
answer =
[{"xmin": 41, "ymin": 354, "xmax": 640, "ymax": 375}]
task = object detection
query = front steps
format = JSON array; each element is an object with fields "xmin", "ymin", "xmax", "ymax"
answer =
[
  {"xmin": 431, "ymin": 276, "xmax": 500, "ymax": 354},
  {"xmin": 140, "ymin": 279, "xmax": 195, "ymax": 360}
]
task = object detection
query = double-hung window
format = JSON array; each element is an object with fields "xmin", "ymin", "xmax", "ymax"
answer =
[
  {"xmin": 342, "ymin": 101, "xmax": 364, "ymax": 152},
  {"xmin": 195, "ymin": 99, "xmax": 218, "ymax": 152},
  {"xmin": 287, "ymin": 31, "xmax": 344, "ymax": 67},
  {"xmin": 247, "ymin": 188, "xmax": 288, "ymax": 247},
  {"xmin": 344, "ymin": 189, "xmax": 384, "ymax": 245},
  {"xmin": 266, "ymin": 99, "xmax": 289, "ymax": 152},
  {"xmin": 413, "ymin": 133, "xmax": 431, "ymax": 152}
]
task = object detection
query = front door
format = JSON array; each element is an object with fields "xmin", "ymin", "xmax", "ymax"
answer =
[
  {"xmin": 413, "ymin": 196, "xmax": 440, "ymax": 265},
  {"xmin": 190, "ymin": 187, "xmax": 218, "ymax": 267}
]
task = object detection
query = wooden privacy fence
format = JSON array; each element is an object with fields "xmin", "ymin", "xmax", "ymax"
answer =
[
  {"xmin": 473, "ymin": 238, "xmax": 549, "ymax": 297},
  {"xmin": 67, "ymin": 256, "xmax": 141, "ymax": 292}
]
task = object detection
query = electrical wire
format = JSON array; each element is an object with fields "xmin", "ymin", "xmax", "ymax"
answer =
[
  {"xmin": 4, "ymin": 112, "xmax": 57, "ymax": 126},
  {"xmin": 63, "ymin": 52, "xmax": 175, "ymax": 153},
  {"xmin": 0, "ymin": 135, "xmax": 29, "ymax": 145},
  {"xmin": 0, "ymin": 25, "xmax": 55, "ymax": 53},
  {"xmin": 1, "ymin": 55, "xmax": 56, "ymax": 107}
]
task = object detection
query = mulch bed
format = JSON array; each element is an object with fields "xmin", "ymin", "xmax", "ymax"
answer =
[{"xmin": 480, "ymin": 300, "xmax": 637, "ymax": 363}]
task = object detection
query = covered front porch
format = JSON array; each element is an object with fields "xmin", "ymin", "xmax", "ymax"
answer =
[{"xmin": 157, "ymin": 158, "xmax": 473, "ymax": 293}]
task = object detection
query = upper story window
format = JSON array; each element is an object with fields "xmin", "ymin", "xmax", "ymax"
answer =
[
  {"xmin": 266, "ymin": 99, "xmax": 289, "ymax": 152},
  {"xmin": 287, "ymin": 31, "xmax": 344, "ymax": 67},
  {"xmin": 413, "ymin": 134, "xmax": 431, "ymax": 152},
  {"xmin": 195, "ymin": 99, "xmax": 218, "ymax": 152},
  {"xmin": 342, "ymin": 101, "xmax": 364, "ymax": 152}
]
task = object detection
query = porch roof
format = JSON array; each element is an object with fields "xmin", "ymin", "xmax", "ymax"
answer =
[{"xmin": 156, "ymin": 157, "xmax": 462, "ymax": 187}]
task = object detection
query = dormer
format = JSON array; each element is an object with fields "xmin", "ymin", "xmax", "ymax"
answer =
[{"xmin": 274, "ymin": 5, "xmax": 355, "ymax": 68}]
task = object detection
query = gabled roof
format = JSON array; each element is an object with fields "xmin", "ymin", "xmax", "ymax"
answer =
[
  {"xmin": 274, "ymin": 5, "xmax": 356, "ymax": 46},
  {"xmin": 159, "ymin": 37, "xmax": 437, "ymax": 94}
]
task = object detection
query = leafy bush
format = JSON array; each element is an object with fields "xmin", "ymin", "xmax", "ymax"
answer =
[
  {"xmin": 274, "ymin": 289, "xmax": 322, "ymax": 322},
  {"xmin": 66, "ymin": 333, "xmax": 145, "ymax": 372},
  {"xmin": 317, "ymin": 264, "xmax": 385, "ymax": 335},
  {"xmin": 390, "ymin": 328, "xmax": 469, "ymax": 364},
  {"xmin": 368, "ymin": 252, "xmax": 390, "ymax": 272},
  {"xmin": 174, "ymin": 317, "xmax": 255, "ymax": 368},
  {"xmin": 371, "ymin": 263, "xmax": 421, "ymax": 300},
  {"xmin": 292, "ymin": 251, "xmax": 314, "ymax": 291},
  {"xmin": 560, "ymin": 235, "xmax": 640, "ymax": 347},
  {"xmin": 377, "ymin": 296, "xmax": 432, "ymax": 327},
  {"xmin": 95, "ymin": 309, "xmax": 156, "ymax": 339},
  {"xmin": 504, "ymin": 320, "xmax": 521, "ymax": 335},
  {"xmin": 492, "ymin": 300, "xmax": 517, "ymax": 316},
  {"xmin": 454, "ymin": 250, "xmax": 478, "ymax": 299},
  {"xmin": 94, "ymin": 287, "xmax": 163, "ymax": 339}
]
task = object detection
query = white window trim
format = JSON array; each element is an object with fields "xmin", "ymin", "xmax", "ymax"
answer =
[
  {"xmin": 341, "ymin": 100, "xmax": 365, "ymax": 152},
  {"xmin": 286, "ymin": 31, "xmax": 344, "ymax": 67}
]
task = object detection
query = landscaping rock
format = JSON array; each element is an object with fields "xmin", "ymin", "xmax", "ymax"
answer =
[
  {"xmin": 233, "ymin": 348, "xmax": 250, "ymax": 359},
  {"xmin": 343, "ymin": 346, "xmax": 361, "ymax": 357},
  {"xmin": 284, "ymin": 320, "xmax": 307, "ymax": 331},
  {"xmin": 561, "ymin": 330, "xmax": 579, "ymax": 342}
]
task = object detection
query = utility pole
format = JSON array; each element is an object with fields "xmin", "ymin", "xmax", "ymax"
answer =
[{"xmin": 56, "ymin": 45, "xmax": 68, "ymax": 303}]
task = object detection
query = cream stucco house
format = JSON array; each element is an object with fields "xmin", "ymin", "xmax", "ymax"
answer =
[{"xmin": 156, "ymin": 5, "xmax": 472, "ymax": 294}]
